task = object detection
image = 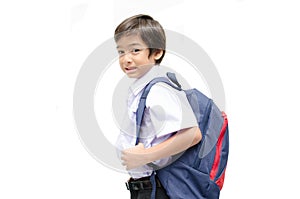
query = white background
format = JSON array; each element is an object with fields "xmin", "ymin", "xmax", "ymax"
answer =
[{"xmin": 1, "ymin": 0, "xmax": 300, "ymax": 198}]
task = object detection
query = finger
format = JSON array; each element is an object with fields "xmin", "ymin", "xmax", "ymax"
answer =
[
  {"xmin": 121, "ymin": 155, "xmax": 127, "ymax": 163},
  {"xmin": 122, "ymin": 149, "xmax": 130, "ymax": 155},
  {"xmin": 121, "ymin": 159, "xmax": 127, "ymax": 166},
  {"xmin": 137, "ymin": 142, "xmax": 144, "ymax": 147}
]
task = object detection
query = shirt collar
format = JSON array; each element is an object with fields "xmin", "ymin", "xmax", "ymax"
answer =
[{"xmin": 129, "ymin": 65, "xmax": 162, "ymax": 96}]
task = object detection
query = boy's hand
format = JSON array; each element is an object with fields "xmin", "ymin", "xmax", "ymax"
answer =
[{"xmin": 121, "ymin": 143, "xmax": 149, "ymax": 170}]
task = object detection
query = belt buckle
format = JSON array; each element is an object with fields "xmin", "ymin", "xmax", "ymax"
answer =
[
  {"xmin": 126, "ymin": 181, "xmax": 143, "ymax": 191},
  {"xmin": 139, "ymin": 182, "xmax": 144, "ymax": 190},
  {"xmin": 126, "ymin": 178, "xmax": 155, "ymax": 191},
  {"xmin": 131, "ymin": 181, "xmax": 143, "ymax": 190}
]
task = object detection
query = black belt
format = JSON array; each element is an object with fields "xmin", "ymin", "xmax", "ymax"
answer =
[{"xmin": 126, "ymin": 176, "xmax": 162, "ymax": 191}]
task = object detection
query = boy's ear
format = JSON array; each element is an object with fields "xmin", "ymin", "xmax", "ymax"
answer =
[{"xmin": 153, "ymin": 49, "xmax": 164, "ymax": 61}]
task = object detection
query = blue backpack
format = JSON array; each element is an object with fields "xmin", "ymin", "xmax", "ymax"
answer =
[{"xmin": 136, "ymin": 72, "xmax": 229, "ymax": 199}]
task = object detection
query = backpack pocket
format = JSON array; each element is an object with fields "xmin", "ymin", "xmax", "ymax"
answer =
[{"xmin": 157, "ymin": 160, "xmax": 219, "ymax": 199}]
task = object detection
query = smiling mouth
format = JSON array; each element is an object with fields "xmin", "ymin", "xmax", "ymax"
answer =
[{"xmin": 125, "ymin": 67, "xmax": 137, "ymax": 73}]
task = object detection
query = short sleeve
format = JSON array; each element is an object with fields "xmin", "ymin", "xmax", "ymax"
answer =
[{"xmin": 145, "ymin": 83, "xmax": 198, "ymax": 138}]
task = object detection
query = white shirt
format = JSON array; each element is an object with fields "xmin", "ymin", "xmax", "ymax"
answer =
[{"xmin": 116, "ymin": 66, "xmax": 197, "ymax": 179}]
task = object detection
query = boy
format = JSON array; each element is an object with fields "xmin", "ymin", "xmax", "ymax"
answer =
[{"xmin": 114, "ymin": 14, "xmax": 202, "ymax": 199}]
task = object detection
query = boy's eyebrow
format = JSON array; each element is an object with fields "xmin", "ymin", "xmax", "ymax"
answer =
[{"xmin": 116, "ymin": 43, "xmax": 144, "ymax": 49}]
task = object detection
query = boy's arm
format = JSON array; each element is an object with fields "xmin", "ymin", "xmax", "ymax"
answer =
[{"xmin": 121, "ymin": 126, "xmax": 202, "ymax": 170}]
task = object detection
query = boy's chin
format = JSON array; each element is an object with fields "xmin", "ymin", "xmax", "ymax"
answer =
[
  {"xmin": 125, "ymin": 71, "xmax": 143, "ymax": 79},
  {"xmin": 125, "ymin": 74, "xmax": 140, "ymax": 79}
]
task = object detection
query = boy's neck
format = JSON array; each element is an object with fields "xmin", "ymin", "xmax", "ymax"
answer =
[{"xmin": 130, "ymin": 65, "xmax": 160, "ymax": 95}]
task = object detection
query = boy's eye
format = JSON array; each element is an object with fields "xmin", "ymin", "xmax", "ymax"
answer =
[
  {"xmin": 117, "ymin": 48, "xmax": 144, "ymax": 56},
  {"xmin": 118, "ymin": 50, "xmax": 125, "ymax": 55},
  {"xmin": 131, "ymin": 48, "xmax": 141, "ymax": 54}
]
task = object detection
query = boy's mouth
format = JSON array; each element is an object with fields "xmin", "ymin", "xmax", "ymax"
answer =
[{"xmin": 125, "ymin": 67, "xmax": 137, "ymax": 73}]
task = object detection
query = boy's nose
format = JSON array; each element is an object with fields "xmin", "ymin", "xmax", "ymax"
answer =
[{"xmin": 123, "ymin": 53, "xmax": 133, "ymax": 63}]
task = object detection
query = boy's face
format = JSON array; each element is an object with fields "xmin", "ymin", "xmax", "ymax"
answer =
[{"xmin": 116, "ymin": 34, "xmax": 162, "ymax": 79}]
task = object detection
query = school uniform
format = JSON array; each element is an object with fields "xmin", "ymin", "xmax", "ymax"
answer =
[{"xmin": 116, "ymin": 66, "xmax": 197, "ymax": 199}]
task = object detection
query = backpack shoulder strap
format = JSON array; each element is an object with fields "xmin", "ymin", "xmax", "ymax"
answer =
[
  {"xmin": 135, "ymin": 75, "xmax": 182, "ymax": 145},
  {"xmin": 166, "ymin": 72, "xmax": 182, "ymax": 89}
]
